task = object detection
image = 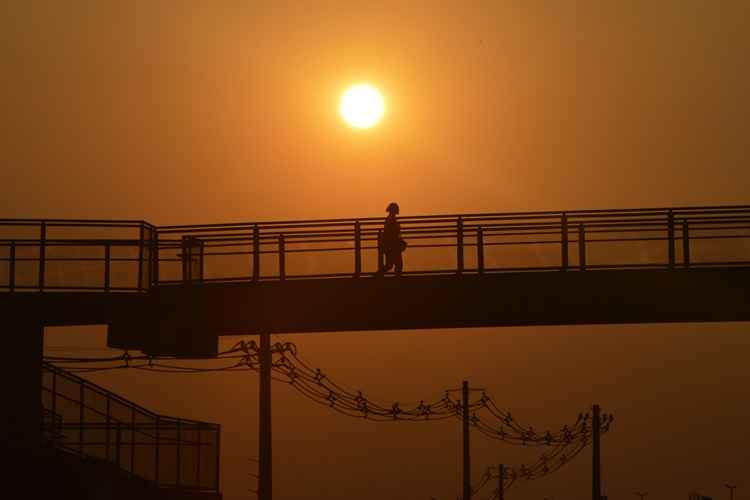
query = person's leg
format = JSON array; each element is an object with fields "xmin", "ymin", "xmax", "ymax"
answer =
[{"xmin": 394, "ymin": 252, "xmax": 403, "ymax": 276}]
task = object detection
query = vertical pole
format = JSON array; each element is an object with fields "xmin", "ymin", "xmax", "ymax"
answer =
[
  {"xmin": 50, "ymin": 370, "xmax": 57, "ymax": 446},
  {"xmin": 39, "ymin": 222, "xmax": 46, "ymax": 290},
  {"xmin": 105, "ymin": 395, "xmax": 111, "ymax": 460},
  {"xmin": 457, "ymin": 217, "xmax": 464, "ymax": 274},
  {"xmin": 176, "ymin": 420, "xmax": 182, "ymax": 487},
  {"xmin": 377, "ymin": 230, "xmax": 385, "ymax": 272},
  {"xmin": 137, "ymin": 224, "xmax": 144, "ymax": 291},
  {"xmin": 498, "ymin": 464, "xmax": 504, "ymax": 500},
  {"xmin": 561, "ymin": 213, "xmax": 569, "ymax": 271},
  {"xmin": 130, "ymin": 408, "xmax": 135, "ymax": 477},
  {"xmin": 278, "ymin": 234, "xmax": 285, "ymax": 280},
  {"xmin": 155, "ymin": 415, "xmax": 160, "ymax": 484},
  {"xmin": 115, "ymin": 421, "xmax": 122, "ymax": 468},
  {"xmin": 253, "ymin": 225, "xmax": 261, "ymax": 281},
  {"xmin": 153, "ymin": 230, "xmax": 160, "ymax": 286},
  {"xmin": 354, "ymin": 221, "xmax": 361, "ymax": 277},
  {"xmin": 9, "ymin": 241, "xmax": 15, "ymax": 292},
  {"xmin": 215, "ymin": 424, "xmax": 221, "ymax": 492},
  {"xmin": 196, "ymin": 425, "xmax": 202, "ymax": 488},
  {"xmin": 682, "ymin": 220, "xmax": 690, "ymax": 269},
  {"xmin": 79, "ymin": 382, "xmax": 85, "ymax": 455},
  {"xmin": 477, "ymin": 227, "xmax": 484, "ymax": 274},
  {"xmin": 578, "ymin": 224, "xmax": 586, "ymax": 271},
  {"xmin": 104, "ymin": 243, "xmax": 111, "ymax": 292},
  {"xmin": 462, "ymin": 380, "xmax": 471, "ymax": 500},
  {"xmin": 667, "ymin": 210, "xmax": 676, "ymax": 270},
  {"xmin": 592, "ymin": 404, "xmax": 601, "ymax": 500},
  {"xmin": 259, "ymin": 331, "xmax": 272, "ymax": 500}
]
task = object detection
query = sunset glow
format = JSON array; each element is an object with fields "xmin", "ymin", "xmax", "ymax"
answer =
[{"xmin": 339, "ymin": 84, "xmax": 385, "ymax": 129}]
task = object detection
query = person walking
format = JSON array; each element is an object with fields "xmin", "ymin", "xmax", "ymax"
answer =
[{"xmin": 376, "ymin": 202, "xmax": 407, "ymax": 276}]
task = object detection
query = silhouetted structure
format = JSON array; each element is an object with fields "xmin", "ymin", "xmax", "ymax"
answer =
[{"xmin": 2, "ymin": 204, "xmax": 750, "ymax": 500}]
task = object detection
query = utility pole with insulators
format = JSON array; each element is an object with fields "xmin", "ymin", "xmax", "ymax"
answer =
[
  {"xmin": 497, "ymin": 464, "xmax": 504, "ymax": 500},
  {"xmin": 592, "ymin": 404, "xmax": 601, "ymax": 500},
  {"xmin": 462, "ymin": 381, "xmax": 471, "ymax": 500}
]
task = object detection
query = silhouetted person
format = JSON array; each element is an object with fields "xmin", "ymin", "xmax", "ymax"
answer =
[{"xmin": 376, "ymin": 202, "xmax": 406, "ymax": 276}]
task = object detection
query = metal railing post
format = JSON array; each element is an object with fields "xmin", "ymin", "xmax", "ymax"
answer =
[
  {"xmin": 115, "ymin": 421, "xmax": 122, "ymax": 468},
  {"xmin": 153, "ymin": 230, "xmax": 160, "ymax": 286},
  {"xmin": 79, "ymin": 382, "xmax": 85, "ymax": 455},
  {"xmin": 354, "ymin": 221, "xmax": 361, "ymax": 277},
  {"xmin": 561, "ymin": 213, "xmax": 569, "ymax": 271},
  {"xmin": 50, "ymin": 370, "xmax": 57, "ymax": 446},
  {"xmin": 457, "ymin": 217, "xmax": 464, "ymax": 274},
  {"xmin": 9, "ymin": 241, "xmax": 15, "ymax": 292},
  {"xmin": 39, "ymin": 222, "xmax": 46, "ymax": 290},
  {"xmin": 377, "ymin": 230, "xmax": 384, "ymax": 272},
  {"xmin": 196, "ymin": 424, "xmax": 202, "ymax": 488},
  {"xmin": 667, "ymin": 210, "xmax": 676, "ymax": 270},
  {"xmin": 253, "ymin": 225, "xmax": 260, "ymax": 281},
  {"xmin": 105, "ymin": 395, "xmax": 111, "ymax": 460},
  {"xmin": 137, "ymin": 225, "xmax": 144, "ymax": 291},
  {"xmin": 130, "ymin": 409, "xmax": 135, "ymax": 477},
  {"xmin": 578, "ymin": 224, "xmax": 586, "ymax": 271},
  {"xmin": 476, "ymin": 226, "xmax": 484, "ymax": 274},
  {"xmin": 176, "ymin": 420, "xmax": 182, "ymax": 488},
  {"xmin": 278, "ymin": 234, "xmax": 285, "ymax": 280},
  {"xmin": 682, "ymin": 220, "xmax": 690, "ymax": 269},
  {"xmin": 104, "ymin": 243, "xmax": 111, "ymax": 292}
]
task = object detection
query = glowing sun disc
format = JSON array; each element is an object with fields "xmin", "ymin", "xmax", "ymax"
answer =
[{"xmin": 339, "ymin": 84, "xmax": 385, "ymax": 129}]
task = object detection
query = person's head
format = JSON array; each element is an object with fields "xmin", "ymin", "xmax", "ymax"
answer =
[{"xmin": 386, "ymin": 202, "xmax": 400, "ymax": 215}]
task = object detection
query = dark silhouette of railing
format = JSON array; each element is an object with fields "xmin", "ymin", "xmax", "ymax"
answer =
[
  {"xmin": 42, "ymin": 361, "xmax": 220, "ymax": 492},
  {"xmin": 2, "ymin": 205, "xmax": 749, "ymax": 291}
]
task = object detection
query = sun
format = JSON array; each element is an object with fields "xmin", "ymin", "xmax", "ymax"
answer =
[{"xmin": 339, "ymin": 84, "xmax": 385, "ymax": 129}]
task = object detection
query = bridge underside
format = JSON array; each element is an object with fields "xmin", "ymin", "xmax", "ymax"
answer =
[{"xmin": 3, "ymin": 267, "xmax": 749, "ymax": 355}]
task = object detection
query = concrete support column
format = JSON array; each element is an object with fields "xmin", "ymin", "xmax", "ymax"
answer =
[{"xmin": 1, "ymin": 319, "xmax": 43, "ymax": 451}]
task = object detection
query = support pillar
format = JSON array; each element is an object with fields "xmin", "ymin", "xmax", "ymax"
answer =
[
  {"xmin": 2, "ymin": 319, "xmax": 43, "ymax": 451},
  {"xmin": 258, "ymin": 332, "xmax": 272, "ymax": 500}
]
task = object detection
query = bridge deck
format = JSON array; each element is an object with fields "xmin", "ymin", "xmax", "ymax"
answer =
[{"xmin": 1, "ymin": 205, "xmax": 749, "ymax": 354}]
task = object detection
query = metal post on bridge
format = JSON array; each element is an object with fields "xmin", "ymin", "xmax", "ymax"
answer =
[
  {"xmin": 354, "ymin": 220, "xmax": 361, "ymax": 277},
  {"xmin": 457, "ymin": 217, "xmax": 464, "ymax": 274},
  {"xmin": 561, "ymin": 213, "xmax": 569, "ymax": 271},
  {"xmin": 578, "ymin": 224, "xmax": 586, "ymax": 271},
  {"xmin": 477, "ymin": 226, "xmax": 484, "ymax": 274},
  {"xmin": 682, "ymin": 220, "xmax": 690, "ymax": 269},
  {"xmin": 253, "ymin": 225, "xmax": 261, "ymax": 282},
  {"xmin": 9, "ymin": 240, "xmax": 15, "ymax": 293},
  {"xmin": 667, "ymin": 210, "xmax": 676, "ymax": 270},
  {"xmin": 104, "ymin": 243, "xmax": 111, "ymax": 292},
  {"xmin": 39, "ymin": 221, "xmax": 46, "ymax": 291},
  {"xmin": 278, "ymin": 234, "xmax": 285, "ymax": 280}
]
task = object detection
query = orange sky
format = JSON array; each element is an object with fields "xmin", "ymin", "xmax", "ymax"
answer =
[{"xmin": 4, "ymin": 1, "xmax": 750, "ymax": 499}]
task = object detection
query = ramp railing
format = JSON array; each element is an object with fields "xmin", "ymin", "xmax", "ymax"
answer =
[
  {"xmin": 2, "ymin": 205, "xmax": 750, "ymax": 290},
  {"xmin": 41, "ymin": 361, "xmax": 220, "ymax": 492}
]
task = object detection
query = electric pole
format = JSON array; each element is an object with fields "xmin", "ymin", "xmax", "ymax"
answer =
[
  {"xmin": 498, "ymin": 464, "xmax": 504, "ymax": 500},
  {"xmin": 592, "ymin": 404, "xmax": 601, "ymax": 500},
  {"xmin": 258, "ymin": 332, "xmax": 272, "ymax": 500},
  {"xmin": 462, "ymin": 381, "xmax": 471, "ymax": 500}
]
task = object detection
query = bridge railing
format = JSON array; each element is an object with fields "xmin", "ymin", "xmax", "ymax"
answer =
[
  {"xmin": 2, "ymin": 205, "xmax": 749, "ymax": 290},
  {"xmin": 42, "ymin": 361, "xmax": 220, "ymax": 492}
]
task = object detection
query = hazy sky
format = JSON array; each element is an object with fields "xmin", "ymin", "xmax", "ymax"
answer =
[{"xmin": 4, "ymin": 1, "xmax": 750, "ymax": 500}]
